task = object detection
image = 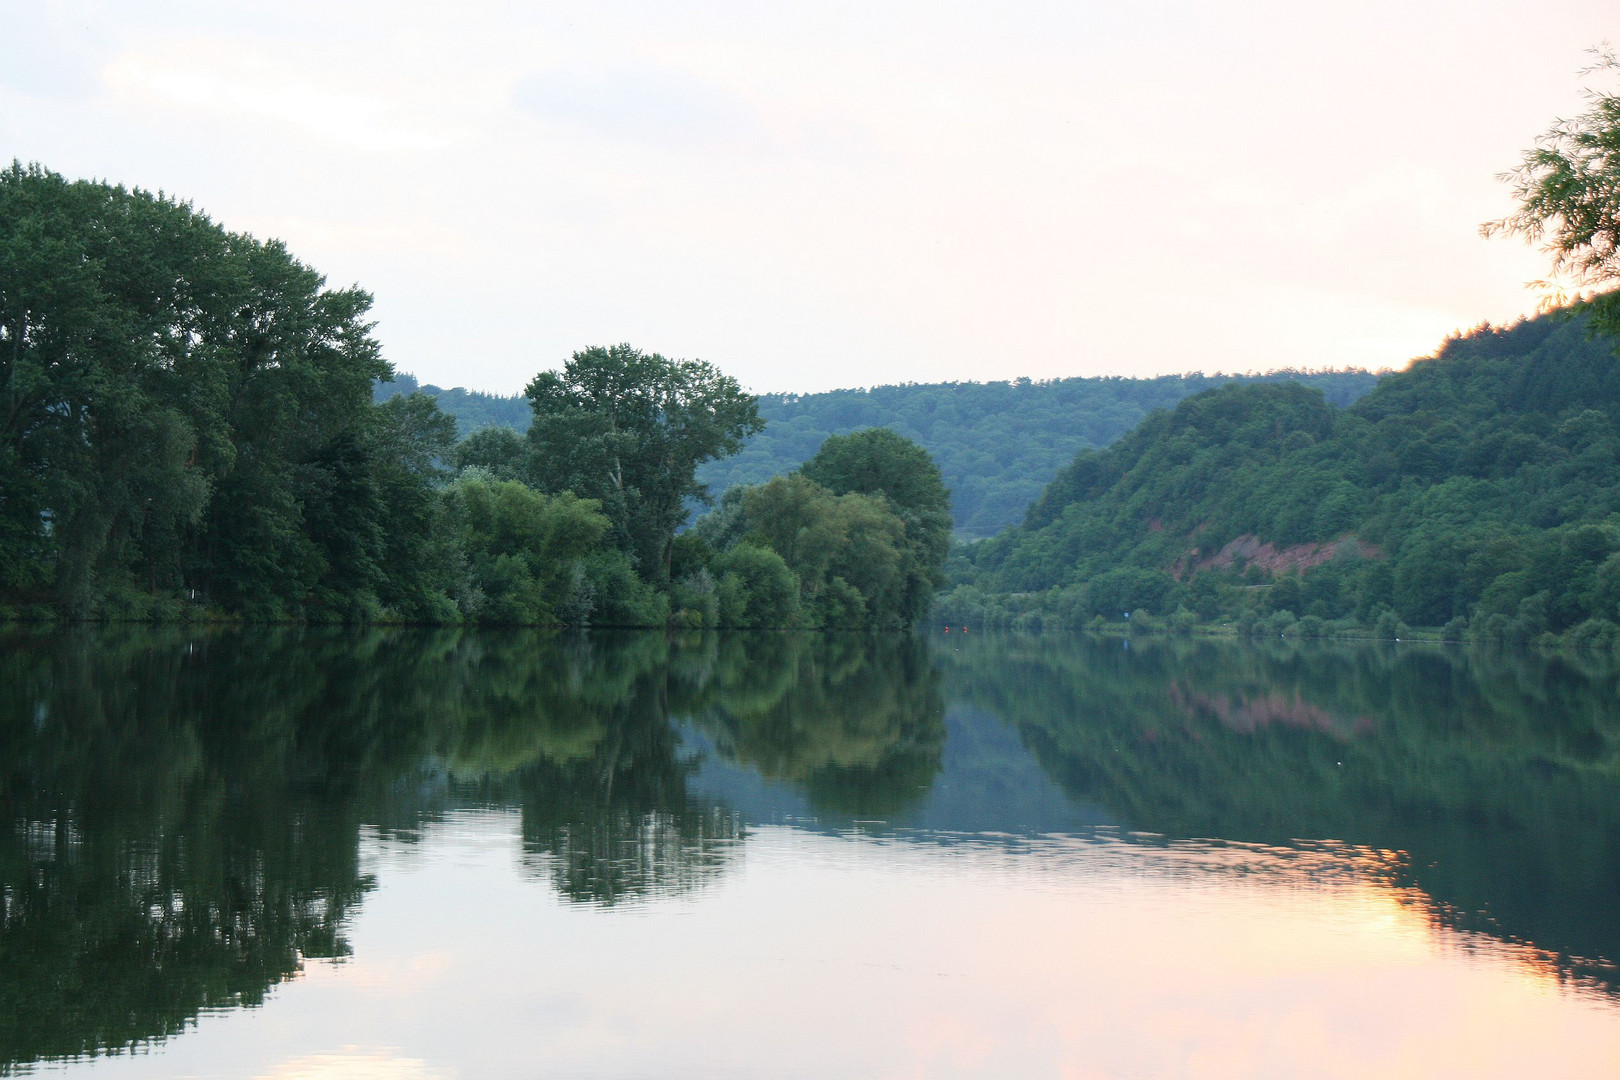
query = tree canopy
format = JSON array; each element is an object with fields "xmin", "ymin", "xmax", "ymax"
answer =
[
  {"xmin": 1486, "ymin": 49, "xmax": 1620, "ymax": 335},
  {"xmin": 945, "ymin": 309, "xmax": 1620, "ymax": 647},
  {"xmin": 525, "ymin": 344, "xmax": 763, "ymax": 581},
  {"xmin": 692, "ymin": 428, "xmax": 952, "ymax": 629},
  {"xmin": 401, "ymin": 369, "xmax": 1381, "ymax": 539},
  {"xmin": 0, "ymin": 162, "xmax": 458, "ymax": 621},
  {"xmin": 1, "ymin": 164, "xmax": 813, "ymax": 629}
]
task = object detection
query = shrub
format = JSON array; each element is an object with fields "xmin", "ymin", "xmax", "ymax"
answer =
[
  {"xmin": 1564, "ymin": 618, "xmax": 1620, "ymax": 653},
  {"xmin": 713, "ymin": 545, "xmax": 801, "ymax": 628}
]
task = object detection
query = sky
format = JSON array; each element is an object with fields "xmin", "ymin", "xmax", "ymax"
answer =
[{"xmin": 2, "ymin": 0, "xmax": 1614, "ymax": 394}]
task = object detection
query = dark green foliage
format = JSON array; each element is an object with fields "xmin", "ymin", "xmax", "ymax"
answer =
[
  {"xmin": 376, "ymin": 372, "xmax": 531, "ymax": 433},
  {"xmin": 739, "ymin": 475, "xmax": 903, "ymax": 628},
  {"xmin": 802, "ymin": 427, "xmax": 952, "ymax": 624},
  {"xmin": 442, "ymin": 477, "xmax": 609, "ymax": 626},
  {"xmin": 696, "ymin": 370, "xmax": 1380, "ymax": 538},
  {"xmin": 580, "ymin": 548, "xmax": 672, "ymax": 627},
  {"xmin": 952, "ymin": 309, "xmax": 1620, "ymax": 637},
  {"xmin": 525, "ymin": 344, "xmax": 764, "ymax": 583},
  {"xmin": 452, "ymin": 425, "xmax": 530, "ymax": 481},
  {"xmin": 713, "ymin": 544, "xmax": 801, "ymax": 628},
  {"xmin": 0, "ymin": 166, "xmax": 789, "ymax": 629},
  {"xmin": 1485, "ymin": 49, "xmax": 1620, "ymax": 336},
  {"xmin": 696, "ymin": 430, "xmax": 951, "ymax": 629},
  {"xmin": 0, "ymin": 163, "xmax": 460, "ymax": 622}
]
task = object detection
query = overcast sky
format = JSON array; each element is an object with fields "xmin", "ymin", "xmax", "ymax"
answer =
[{"xmin": 3, "ymin": 1, "xmax": 1613, "ymax": 393}]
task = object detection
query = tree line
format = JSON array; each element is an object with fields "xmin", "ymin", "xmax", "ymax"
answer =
[
  {"xmin": 946, "ymin": 54, "xmax": 1620, "ymax": 650},
  {"xmin": 397, "ymin": 366, "xmax": 1383, "ymax": 540},
  {"xmin": 0, "ymin": 163, "xmax": 947, "ymax": 628},
  {"xmin": 943, "ymin": 309, "xmax": 1620, "ymax": 647}
]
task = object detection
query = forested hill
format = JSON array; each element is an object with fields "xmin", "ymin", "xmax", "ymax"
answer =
[
  {"xmin": 947, "ymin": 308, "xmax": 1620, "ymax": 645},
  {"xmin": 394, "ymin": 369, "xmax": 1382, "ymax": 539},
  {"xmin": 704, "ymin": 373, "xmax": 1381, "ymax": 538},
  {"xmin": 375, "ymin": 373, "xmax": 529, "ymax": 432}
]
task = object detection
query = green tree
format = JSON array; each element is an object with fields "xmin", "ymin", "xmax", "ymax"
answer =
[
  {"xmin": 1485, "ymin": 48, "xmax": 1620, "ymax": 335},
  {"xmin": 442, "ymin": 476, "xmax": 609, "ymax": 625},
  {"xmin": 452, "ymin": 425, "xmax": 530, "ymax": 481},
  {"xmin": 713, "ymin": 544, "xmax": 801, "ymax": 628},
  {"xmin": 0, "ymin": 162, "xmax": 488, "ymax": 624},
  {"xmin": 739, "ymin": 473, "xmax": 908, "ymax": 628},
  {"xmin": 368, "ymin": 393, "xmax": 462, "ymax": 621},
  {"xmin": 525, "ymin": 344, "xmax": 763, "ymax": 582},
  {"xmin": 800, "ymin": 428, "xmax": 951, "ymax": 625}
]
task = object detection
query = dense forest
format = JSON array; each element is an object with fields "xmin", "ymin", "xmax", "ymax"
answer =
[
  {"xmin": 943, "ymin": 310, "xmax": 1620, "ymax": 648},
  {"xmin": 0, "ymin": 164, "xmax": 944, "ymax": 629},
  {"xmin": 700, "ymin": 372, "xmax": 1381, "ymax": 538},
  {"xmin": 374, "ymin": 372, "xmax": 528, "ymax": 433},
  {"xmin": 396, "ymin": 369, "xmax": 1381, "ymax": 539}
]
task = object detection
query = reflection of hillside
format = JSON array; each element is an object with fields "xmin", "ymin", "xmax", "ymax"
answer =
[
  {"xmin": 692, "ymin": 635, "xmax": 946, "ymax": 818},
  {"xmin": 1168, "ymin": 683, "xmax": 1374, "ymax": 737},
  {"xmin": 943, "ymin": 635, "xmax": 1620, "ymax": 992}
]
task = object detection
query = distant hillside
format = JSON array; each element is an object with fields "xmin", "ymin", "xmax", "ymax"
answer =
[
  {"xmin": 376, "ymin": 373, "xmax": 530, "ymax": 433},
  {"xmin": 948, "ymin": 308, "xmax": 1620, "ymax": 643},
  {"xmin": 388, "ymin": 368, "xmax": 1381, "ymax": 539},
  {"xmin": 701, "ymin": 372, "xmax": 1381, "ymax": 539}
]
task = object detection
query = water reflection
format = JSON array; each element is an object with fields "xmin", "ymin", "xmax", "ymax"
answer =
[
  {"xmin": 0, "ymin": 630, "xmax": 373, "ymax": 1071},
  {"xmin": 0, "ymin": 629, "xmax": 944, "ymax": 1072},
  {"xmin": 2, "ymin": 627, "xmax": 1619, "ymax": 1075},
  {"xmin": 941, "ymin": 634, "xmax": 1620, "ymax": 990}
]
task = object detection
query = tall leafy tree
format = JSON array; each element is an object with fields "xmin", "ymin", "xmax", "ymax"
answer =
[
  {"xmin": 1485, "ymin": 48, "xmax": 1620, "ymax": 335},
  {"xmin": 0, "ymin": 162, "xmax": 457, "ymax": 621},
  {"xmin": 525, "ymin": 343, "xmax": 763, "ymax": 582},
  {"xmin": 801, "ymin": 428, "xmax": 952, "ymax": 625}
]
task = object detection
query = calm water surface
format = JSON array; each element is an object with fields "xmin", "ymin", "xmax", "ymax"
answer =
[{"xmin": 3, "ymin": 629, "xmax": 1619, "ymax": 1078}]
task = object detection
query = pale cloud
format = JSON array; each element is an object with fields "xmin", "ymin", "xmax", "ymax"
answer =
[
  {"xmin": 3, "ymin": 0, "xmax": 1614, "ymax": 392},
  {"xmin": 102, "ymin": 43, "xmax": 452, "ymax": 153},
  {"xmin": 514, "ymin": 61, "xmax": 771, "ymax": 150}
]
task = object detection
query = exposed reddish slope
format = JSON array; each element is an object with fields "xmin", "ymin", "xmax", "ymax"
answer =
[{"xmin": 1171, "ymin": 534, "xmax": 1382, "ymax": 580}]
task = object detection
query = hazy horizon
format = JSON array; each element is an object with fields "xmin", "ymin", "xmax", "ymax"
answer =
[
  {"xmin": 392, "ymin": 359, "xmax": 1402, "ymax": 400},
  {"xmin": 6, "ymin": 1, "xmax": 1612, "ymax": 394}
]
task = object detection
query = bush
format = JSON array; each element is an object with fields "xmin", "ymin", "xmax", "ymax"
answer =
[
  {"xmin": 670, "ymin": 568, "xmax": 719, "ymax": 629},
  {"xmin": 1262, "ymin": 609, "xmax": 1297, "ymax": 637},
  {"xmin": 585, "ymin": 550, "xmax": 670, "ymax": 627},
  {"xmin": 1564, "ymin": 618, "xmax": 1620, "ymax": 653},
  {"xmin": 713, "ymin": 545, "xmax": 801, "ymax": 628},
  {"xmin": 812, "ymin": 575, "xmax": 869, "ymax": 629}
]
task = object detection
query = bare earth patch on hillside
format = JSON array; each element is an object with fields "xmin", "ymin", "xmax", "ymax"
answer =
[{"xmin": 1172, "ymin": 534, "xmax": 1382, "ymax": 580}]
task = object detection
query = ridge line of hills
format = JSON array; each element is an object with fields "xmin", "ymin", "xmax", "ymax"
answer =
[
  {"xmin": 382, "ymin": 367, "xmax": 1386, "ymax": 539},
  {"xmin": 942, "ymin": 307, "xmax": 1620, "ymax": 647}
]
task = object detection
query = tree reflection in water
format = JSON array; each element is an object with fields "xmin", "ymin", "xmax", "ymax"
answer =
[
  {"xmin": 0, "ymin": 627, "xmax": 944, "ymax": 1069},
  {"xmin": 5, "ymin": 627, "xmax": 1620, "ymax": 1071}
]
